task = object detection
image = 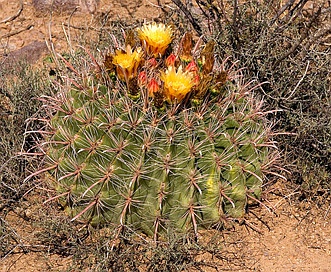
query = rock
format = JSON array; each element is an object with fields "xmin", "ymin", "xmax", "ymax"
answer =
[
  {"xmin": 0, "ymin": 40, "xmax": 48, "ymax": 69},
  {"xmin": 32, "ymin": 0, "xmax": 100, "ymax": 16},
  {"xmin": 80, "ymin": 0, "xmax": 100, "ymax": 14}
]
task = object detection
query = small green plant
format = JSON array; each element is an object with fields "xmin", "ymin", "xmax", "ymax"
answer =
[{"xmin": 39, "ymin": 22, "xmax": 279, "ymax": 239}]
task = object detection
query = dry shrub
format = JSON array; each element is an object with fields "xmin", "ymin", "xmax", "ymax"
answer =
[
  {"xmin": 0, "ymin": 63, "xmax": 53, "ymax": 258},
  {"xmin": 0, "ymin": 64, "xmax": 51, "ymax": 211}
]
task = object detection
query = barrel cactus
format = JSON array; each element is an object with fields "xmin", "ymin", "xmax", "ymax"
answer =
[{"xmin": 42, "ymin": 22, "xmax": 279, "ymax": 239}]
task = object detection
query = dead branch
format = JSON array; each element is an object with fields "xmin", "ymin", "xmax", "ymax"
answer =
[
  {"xmin": 272, "ymin": 6, "xmax": 322, "ymax": 68},
  {"xmin": 0, "ymin": 24, "xmax": 34, "ymax": 39},
  {"xmin": 171, "ymin": 0, "xmax": 204, "ymax": 39},
  {"xmin": 270, "ymin": 0, "xmax": 296, "ymax": 26},
  {"xmin": 0, "ymin": 0, "xmax": 23, "ymax": 24}
]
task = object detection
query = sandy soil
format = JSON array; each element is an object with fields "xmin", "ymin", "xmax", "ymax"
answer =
[
  {"xmin": 1, "ymin": 1, "xmax": 331, "ymax": 271},
  {"xmin": 1, "ymin": 181, "xmax": 331, "ymax": 271},
  {"xmin": 0, "ymin": 0, "xmax": 166, "ymax": 64}
]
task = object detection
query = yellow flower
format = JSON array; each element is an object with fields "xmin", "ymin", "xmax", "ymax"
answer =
[
  {"xmin": 160, "ymin": 66, "xmax": 195, "ymax": 102},
  {"xmin": 137, "ymin": 23, "xmax": 173, "ymax": 57},
  {"xmin": 112, "ymin": 45, "xmax": 142, "ymax": 80}
]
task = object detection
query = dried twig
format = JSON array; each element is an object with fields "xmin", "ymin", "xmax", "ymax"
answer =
[
  {"xmin": 0, "ymin": 24, "xmax": 34, "ymax": 39},
  {"xmin": 270, "ymin": 0, "xmax": 296, "ymax": 25},
  {"xmin": 0, "ymin": 0, "xmax": 24, "ymax": 24},
  {"xmin": 304, "ymin": 27, "xmax": 331, "ymax": 49},
  {"xmin": 285, "ymin": 60, "xmax": 310, "ymax": 99},
  {"xmin": 272, "ymin": 6, "xmax": 322, "ymax": 68},
  {"xmin": 287, "ymin": 0, "xmax": 309, "ymax": 22},
  {"xmin": 171, "ymin": 0, "xmax": 204, "ymax": 39}
]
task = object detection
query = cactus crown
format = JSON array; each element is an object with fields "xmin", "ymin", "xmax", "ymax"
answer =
[
  {"xmin": 105, "ymin": 23, "xmax": 228, "ymax": 108},
  {"xmin": 43, "ymin": 22, "xmax": 279, "ymax": 240}
]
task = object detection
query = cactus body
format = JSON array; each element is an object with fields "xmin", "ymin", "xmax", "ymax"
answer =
[
  {"xmin": 46, "ymin": 84, "xmax": 271, "ymax": 235},
  {"xmin": 44, "ymin": 23, "xmax": 277, "ymax": 237}
]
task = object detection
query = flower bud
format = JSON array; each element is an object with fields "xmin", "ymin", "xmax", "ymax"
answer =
[
  {"xmin": 148, "ymin": 78, "xmax": 159, "ymax": 97},
  {"xmin": 185, "ymin": 61, "xmax": 198, "ymax": 73},
  {"xmin": 165, "ymin": 53, "xmax": 177, "ymax": 67},
  {"xmin": 147, "ymin": 58, "xmax": 158, "ymax": 67},
  {"xmin": 138, "ymin": 71, "xmax": 147, "ymax": 86}
]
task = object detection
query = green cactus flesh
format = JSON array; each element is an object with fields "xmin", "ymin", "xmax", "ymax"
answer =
[{"xmin": 45, "ymin": 79, "xmax": 273, "ymax": 237}]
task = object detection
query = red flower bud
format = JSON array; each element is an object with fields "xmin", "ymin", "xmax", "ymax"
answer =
[
  {"xmin": 138, "ymin": 71, "xmax": 147, "ymax": 86},
  {"xmin": 148, "ymin": 78, "xmax": 159, "ymax": 96},
  {"xmin": 193, "ymin": 74, "xmax": 200, "ymax": 85},
  {"xmin": 147, "ymin": 58, "xmax": 158, "ymax": 67},
  {"xmin": 185, "ymin": 61, "xmax": 198, "ymax": 72},
  {"xmin": 165, "ymin": 53, "xmax": 177, "ymax": 67}
]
